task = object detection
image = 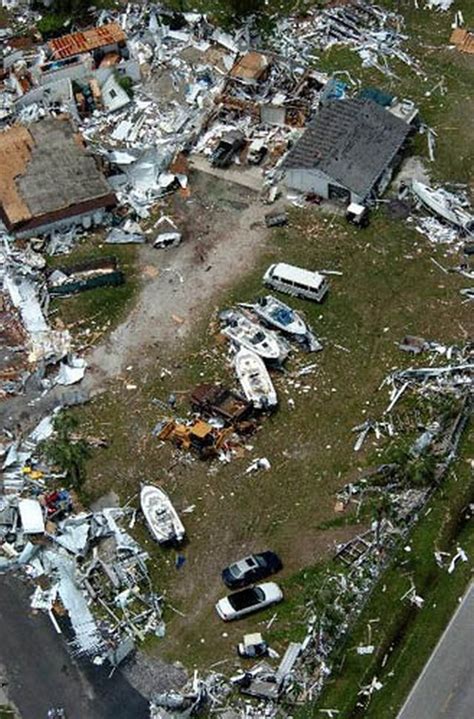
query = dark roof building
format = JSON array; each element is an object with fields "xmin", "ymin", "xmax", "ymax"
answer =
[
  {"xmin": 0, "ymin": 117, "xmax": 115, "ymax": 237},
  {"xmin": 284, "ymin": 98, "xmax": 411, "ymax": 204}
]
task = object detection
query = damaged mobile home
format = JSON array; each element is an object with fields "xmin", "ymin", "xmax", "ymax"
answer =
[{"xmin": 0, "ymin": 412, "xmax": 165, "ymax": 666}]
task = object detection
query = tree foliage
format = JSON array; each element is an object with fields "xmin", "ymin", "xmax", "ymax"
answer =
[{"xmin": 42, "ymin": 413, "xmax": 90, "ymax": 492}]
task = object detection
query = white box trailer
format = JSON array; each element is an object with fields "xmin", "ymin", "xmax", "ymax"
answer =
[{"xmin": 263, "ymin": 262, "xmax": 329, "ymax": 302}]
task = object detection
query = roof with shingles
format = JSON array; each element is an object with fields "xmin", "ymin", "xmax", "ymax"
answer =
[
  {"xmin": 284, "ymin": 98, "xmax": 411, "ymax": 196},
  {"xmin": 0, "ymin": 118, "xmax": 113, "ymax": 228}
]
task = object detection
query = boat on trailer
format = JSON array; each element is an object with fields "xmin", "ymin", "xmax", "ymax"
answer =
[
  {"xmin": 140, "ymin": 485, "xmax": 185, "ymax": 544},
  {"xmin": 412, "ymin": 181, "xmax": 474, "ymax": 233},
  {"xmin": 234, "ymin": 348, "xmax": 278, "ymax": 410}
]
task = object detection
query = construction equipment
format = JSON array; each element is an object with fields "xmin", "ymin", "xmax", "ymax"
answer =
[{"xmin": 155, "ymin": 418, "xmax": 234, "ymax": 457}]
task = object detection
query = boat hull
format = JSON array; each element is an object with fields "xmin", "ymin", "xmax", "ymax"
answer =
[
  {"xmin": 253, "ymin": 296, "xmax": 308, "ymax": 336},
  {"xmin": 412, "ymin": 180, "xmax": 474, "ymax": 231},
  {"xmin": 235, "ymin": 348, "xmax": 277, "ymax": 409},
  {"xmin": 140, "ymin": 485, "xmax": 185, "ymax": 544},
  {"xmin": 222, "ymin": 311, "xmax": 284, "ymax": 361}
]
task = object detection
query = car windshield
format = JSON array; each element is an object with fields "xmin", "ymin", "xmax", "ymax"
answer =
[
  {"xmin": 229, "ymin": 563, "xmax": 243, "ymax": 578},
  {"xmin": 228, "ymin": 587, "xmax": 265, "ymax": 611}
]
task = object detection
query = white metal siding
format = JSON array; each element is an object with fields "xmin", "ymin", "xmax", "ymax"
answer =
[{"xmin": 285, "ymin": 167, "xmax": 365, "ymax": 205}]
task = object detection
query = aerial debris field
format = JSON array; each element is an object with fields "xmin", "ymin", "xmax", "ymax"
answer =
[{"xmin": 0, "ymin": 1, "xmax": 472, "ymax": 718}]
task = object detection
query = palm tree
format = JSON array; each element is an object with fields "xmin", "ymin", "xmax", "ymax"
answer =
[{"xmin": 42, "ymin": 413, "xmax": 90, "ymax": 492}]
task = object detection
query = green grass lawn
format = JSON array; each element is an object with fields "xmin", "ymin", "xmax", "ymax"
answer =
[
  {"xmin": 71, "ymin": 201, "xmax": 471, "ymax": 672},
  {"xmin": 47, "ymin": 232, "xmax": 140, "ymax": 346}
]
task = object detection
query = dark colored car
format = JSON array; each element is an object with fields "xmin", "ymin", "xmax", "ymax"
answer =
[
  {"xmin": 221, "ymin": 551, "xmax": 283, "ymax": 589},
  {"xmin": 210, "ymin": 130, "xmax": 245, "ymax": 168}
]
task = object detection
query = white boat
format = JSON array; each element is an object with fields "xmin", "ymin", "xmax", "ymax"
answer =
[
  {"xmin": 140, "ymin": 485, "xmax": 185, "ymax": 544},
  {"xmin": 244, "ymin": 296, "xmax": 323, "ymax": 353},
  {"xmin": 250, "ymin": 295, "xmax": 307, "ymax": 336},
  {"xmin": 221, "ymin": 310, "xmax": 287, "ymax": 362},
  {"xmin": 234, "ymin": 348, "xmax": 277, "ymax": 409},
  {"xmin": 412, "ymin": 181, "xmax": 474, "ymax": 233}
]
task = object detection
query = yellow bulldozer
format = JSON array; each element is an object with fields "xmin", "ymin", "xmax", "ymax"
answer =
[{"xmin": 155, "ymin": 418, "xmax": 234, "ymax": 458}]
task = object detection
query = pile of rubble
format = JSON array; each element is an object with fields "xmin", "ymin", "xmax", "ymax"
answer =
[
  {"xmin": 407, "ymin": 180, "xmax": 474, "ymax": 251},
  {"xmin": 272, "ymin": 1, "xmax": 417, "ymax": 78},
  {"xmin": 0, "ymin": 1, "xmax": 424, "ymax": 226},
  {"xmin": 0, "ymin": 234, "xmax": 78, "ymax": 401},
  {"xmin": 1, "ymin": 411, "xmax": 164, "ymax": 668}
]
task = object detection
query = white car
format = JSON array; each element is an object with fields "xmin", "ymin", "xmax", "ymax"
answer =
[{"xmin": 215, "ymin": 582, "xmax": 283, "ymax": 621}]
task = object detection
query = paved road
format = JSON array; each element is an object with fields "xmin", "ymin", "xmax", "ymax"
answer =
[
  {"xmin": 398, "ymin": 581, "xmax": 474, "ymax": 719},
  {"xmin": 0, "ymin": 574, "xmax": 149, "ymax": 719}
]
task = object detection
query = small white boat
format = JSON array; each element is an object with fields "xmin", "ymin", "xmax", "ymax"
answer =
[
  {"xmin": 140, "ymin": 485, "xmax": 185, "ymax": 544},
  {"xmin": 412, "ymin": 181, "xmax": 474, "ymax": 233},
  {"xmin": 234, "ymin": 348, "xmax": 277, "ymax": 410},
  {"xmin": 221, "ymin": 310, "xmax": 287, "ymax": 362},
  {"xmin": 244, "ymin": 296, "xmax": 323, "ymax": 352},
  {"xmin": 250, "ymin": 295, "xmax": 307, "ymax": 336}
]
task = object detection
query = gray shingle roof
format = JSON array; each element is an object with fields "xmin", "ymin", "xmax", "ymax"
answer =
[
  {"xmin": 17, "ymin": 118, "xmax": 113, "ymax": 218},
  {"xmin": 284, "ymin": 98, "xmax": 411, "ymax": 197}
]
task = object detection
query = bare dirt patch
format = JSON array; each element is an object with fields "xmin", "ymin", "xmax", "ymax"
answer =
[{"xmin": 86, "ymin": 170, "xmax": 270, "ymax": 383}]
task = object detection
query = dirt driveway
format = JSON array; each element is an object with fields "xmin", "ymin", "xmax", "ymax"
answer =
[{"xmin": 86, "ymin": 169, "xmax": 270, "ymax": 383}]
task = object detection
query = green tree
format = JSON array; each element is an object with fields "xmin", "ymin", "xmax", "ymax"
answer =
[{"xmin": 42, "ymin": 413, "xmax": 90, "ymax": 492}]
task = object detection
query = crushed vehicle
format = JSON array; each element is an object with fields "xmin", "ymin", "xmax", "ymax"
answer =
[
  {"xmin": 222, "ymin": 551, "xmax": 283, "ymax": 589},
  {"xmin": 190, "ymin": 383, "xmax": 252, "ymax": 425},
  {"xmin": 215, "ymin": 582, "xmax": 283, "ymax": 621},
  {"xmin": 210, "ymin": 130, "xmax": 245, "ymax": 168}
]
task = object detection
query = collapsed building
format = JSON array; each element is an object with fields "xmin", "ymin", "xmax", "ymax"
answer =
[
  {"xmin": 283, "ymin": 97, "xmax": 412, "ymax": 205},
  {"xmin": 6, "ymin": 20, "xmax": 137, "ymax": 121},
  {"xmin": 0, "ymin": 116, "xmax": 115, "ymax": 237}
]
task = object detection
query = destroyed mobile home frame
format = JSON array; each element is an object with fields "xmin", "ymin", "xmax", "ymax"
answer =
[{"xmin": 0, "ymin": 414, "xmax": 166, "ymax": 668}]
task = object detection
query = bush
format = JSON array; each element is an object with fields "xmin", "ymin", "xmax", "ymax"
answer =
[
  {"xmin": 116, "ymin": 74, "xmax": 134, "ymax": 98},
  {"xmin": 37, "ymin": 13, "xmax": 71, "ymax": 39}
]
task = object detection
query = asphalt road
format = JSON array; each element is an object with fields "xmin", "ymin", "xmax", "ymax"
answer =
[
  {"xmin": 398, "ymin": 581, "xmax": 474, "ymax": 719},
  {"xmin": 0, "ymin": 573, "xmax": 149, "ymax": 719}
]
